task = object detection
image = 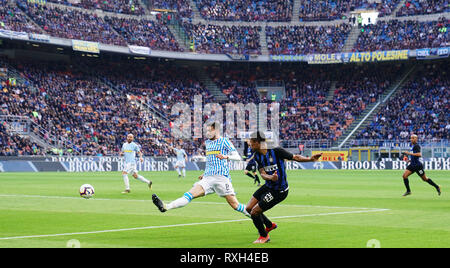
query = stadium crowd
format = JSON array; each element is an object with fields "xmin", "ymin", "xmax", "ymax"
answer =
[
  {"xmin": 354, "ymin": 18, "xmax": 450, "ymax": 52},
  {"xmin": 182, "ymin": 23, "xmax": 262, "ymax": 55},
  {"xmin": 0, "ymin": 0, "xmax": 447, "ymax": 55},
  {"xmin": 299, "ymin": 0, "xmax": 400, "ymax": 21},
  {"xmin": 195, "ymin": 0, "xmax": 293, "ymax": 22},
  {"xmin": 0, "ymin": 0, "xmax": 42, "ymax": 33},
  {"xmin": 152, "ymin": 0, "xmax": 192, "ymax": 19},
  {"xmin": 206, "ymin": 64, "xmax": 261, "ymax": 104},
  {"xmin": 357, "ymin": 61, "xmax": 450, "ymax": 141},
  {"xmin": 1, "ymin": 56, "xmax": 448, "ymax": 157},
  {"xmin": 280, "ymin": 63, "xmax": 404, "ymax": 141},
  {"xmin": 396, "ymin": 0, "xmax": 450, "ymax": 17},
  {"xmin": 104, "ymin": 16, "xmax": 182, "ymax": 51},
  {"xmin": 19, "ymin": 1, "xmax": 127, "ymax": 46},
  {"xmin": 0, "ymin": 57, "xmax": 220, "ymax": 156},
  {"xmin": 203, "ymin": 63, "xmax": 405, "ymax": 142},
  {"xmin": 0, "ymin": 59, "xmax": 177, "ymax": 156},
  {"xmin": 266, "ymin": 24, "xmax": 352, "ymax": 55},
  {"xmin": 0, "ymin": 122, "xmax": 43, "ymax": 156},
  {"xmin": 46, "ymin": 0, "xmax": 146, "ymax": 15},
  {"xmin": 92, "ymin": 60, "xmax": 215, "ymax": 116}
]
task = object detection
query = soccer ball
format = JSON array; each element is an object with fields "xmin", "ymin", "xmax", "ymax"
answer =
[{"xmin": 79, "ymin": 184, "xmax": 95, "ymax": 199}]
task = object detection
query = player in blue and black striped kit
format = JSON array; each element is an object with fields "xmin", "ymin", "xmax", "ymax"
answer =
[
  {"xmin": 243, "ymin": 140, "xmax": 261, "ymax": 186},
  {"xmin": 401, "ymin": 134, "xmax": 441, "ymax": 197},
  {"xmin": 246, "ymin": 131, "xmax": 323, "ymax": 243}
]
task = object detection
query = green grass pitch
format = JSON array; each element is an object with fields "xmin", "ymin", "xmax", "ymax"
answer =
[{"xmin": 0, "ymin": 170, "xmax": 448, "ymax": 248}]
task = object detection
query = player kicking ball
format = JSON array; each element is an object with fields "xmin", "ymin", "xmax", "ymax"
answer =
[
  {"xmin": 120, "ymin": 134, "xmax": 152, "ymax": 193},
  {"xmin": 152, "ymin": 122, "xmax": 250, "ymax": 218},
  {"xmin": 246, "ymin": 131, "xmax": 322, "ymax": 244},
  {"xmin": 401, "ymin": 134, "xmax": 441, "ymax": 197}
]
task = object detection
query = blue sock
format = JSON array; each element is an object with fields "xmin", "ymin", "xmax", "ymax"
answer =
[
  {"xmin": 235, "ymin": 203, "xmax": 250, "ymax": 217},
  {"xmin": 183, "ymin": 192, "xmax": 193, "ymax": 202}
]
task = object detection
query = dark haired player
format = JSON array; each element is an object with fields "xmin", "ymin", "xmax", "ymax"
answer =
[
  {"xmin": 243, "ymin": 140, "xmax": 261, "ymax": 186},
  {"xmin": 246, "ymin": 131, "xmax": 322, "ymax": 243},
  {"xmin": 152, "ymin": 122, "xmax": 250, "ymax": 218},
  {"xmin": 401, "ymin": 134, "xmax": 441, "ymax": 197}
]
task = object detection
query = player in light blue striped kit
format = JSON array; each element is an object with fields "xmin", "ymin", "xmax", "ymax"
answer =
[
  {"xmin": 152, "ymin": 122, "xmax": 250, "ymax": 217},
  {"xmin": 120, "ymin": 134, "xmax": 152, "ymax": 193},
  {"xmin": 171, "ymin": 144, "xmax": 188, "ymax": 178}
]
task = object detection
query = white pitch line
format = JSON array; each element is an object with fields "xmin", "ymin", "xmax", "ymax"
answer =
[
  {"xmin": 0, "ymin": 194, "xmax": 387, "ymax": 210},
  {"xmin": 0, "ymin": 208, "xmax": 389, "ymax": 241}
]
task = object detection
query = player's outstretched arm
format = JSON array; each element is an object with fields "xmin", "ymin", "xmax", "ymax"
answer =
[
  {"xmin": 216, "ymin": 139, "xmax": 242, "ymax": 161},
  {"xmin": 216, "ymin": 151, "xmax": 242, "ymax": 161},
  {"xmin": 292, "ymin": 153, "xmax": 322, "ymax": 162},
  {"xmin": 403, "ymin": 152, "xmax": 422, "ymax": 157}
]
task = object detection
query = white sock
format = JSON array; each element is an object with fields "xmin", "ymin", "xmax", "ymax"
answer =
[
  {"xmin": 166, "ymin": 192, "xmax": 193, "ymax": 210},
  {"xmin": 123, "ymin": 174, "xmax": 130, "ymax": 190},
  {"xmin": 136, "ymin": 175, "xmax": 150, "ymax": 184},
  {"xmin": 176, "ymin": 167, "xmax": 181, "ymax": 176},
  {"xmin": 182, "ymin": 168, "xmax": 186, "ymax": 177}
]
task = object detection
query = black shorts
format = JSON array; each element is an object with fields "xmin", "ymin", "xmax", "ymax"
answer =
[
  {"xmin": 407, "ymin": 163, "xmax": 425, "ymax": 176},
  {"xmin": 245, "ymin": 162, "xmax": 257, "ymax": 172},
  {"xmin": 253, "ymin": 184, "xmax": 288, "ymax": 212}
]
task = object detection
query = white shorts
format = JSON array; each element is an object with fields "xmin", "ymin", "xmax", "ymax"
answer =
[
  {"xmin": 194, "ymin": 175, "xmax": 235, "ymax": 197},
  {"xmin": 175, "ymin": 160, "xmax": 186, "ymax": 168},
  {"xmin": 123, "ymin": 163, "xmax": 138, "ymax": 175}
]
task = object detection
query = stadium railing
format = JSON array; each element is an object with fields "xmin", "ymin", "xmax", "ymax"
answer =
[
  {"xmin": 348, "ymin": 139, "xmax": 449, "ymax": 148},
  {"xmin": 280, "ymin": 139, "xmax": 449, "ymax": 149}
]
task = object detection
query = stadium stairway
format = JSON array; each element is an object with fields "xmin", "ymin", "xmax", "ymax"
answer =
[
  {"xmin": 135, "ymin": 0, "xmax": 152, "ymax": 16},
  {"xmin": 10, "ymin": 0, "xmax": 47, "ymax": 34},
  {"xmin": 97, "ymin": 76, "xmax": 170, "ymax": 122},
  {"xmin": 188, "ymin": 61, "xmax": 229, "ymax": 102},
  {"xmin": 334, "ymin": 64, "xmax": 417, "ymax": 148},
  {"xmin": 292, "ymin": 0, "xmax": 301, "ymax": 22},
  {"xmin": 392, "ymin": 0, "xmax": 408, "ymax": 17},
  {"xmin": 259, "ymin": 26, "xmax": 269, "ymax": 55},
  {"xmin": 2, "ymin": 62, "xmax": 40, "ymax": 98},
  {"xmin": 0, "ymin": 114, "xmax": 66, "ymax": 151},
  {"xmin": 188, "ymin": 0, "xmax": 203, "ymax": 21},
  {"xmin": 167, "ymin": 21, "xmax": 191, "ymax": 52},
  {"xmin": 326, "ymin": 81, "xmax": 338, "ymax": 101},
  {"xmin": 25, "ymin": 119, "xmax": 67, "ymax": 151},
  {"xmin": 0, "ymin": 63, "xmax": 78, "ymax": 151},
  {"xmin": 342, "ymin": 26, "xmax": 361, "ymax": 52}
]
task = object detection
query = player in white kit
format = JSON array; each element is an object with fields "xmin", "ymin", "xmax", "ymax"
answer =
[
  {"xmin": 120, "ymin": 134, "xmax": 152, "ymax": 193},
  {"xmin": 171, "ymin": 144, "xmax": 188, "ymax": 178},
  {"xmin": 152, "ymin": 122, "xmax": 250, "ymax": 218}
]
